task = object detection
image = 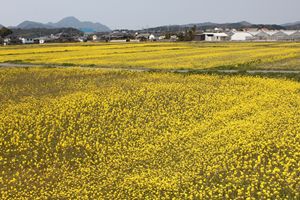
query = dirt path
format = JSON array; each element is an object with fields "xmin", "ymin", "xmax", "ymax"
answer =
[{"xmin": 1, "ymin": 62, "xmax": 300, "ymax": 74}]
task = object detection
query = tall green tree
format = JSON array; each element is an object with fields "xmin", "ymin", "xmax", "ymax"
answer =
[{"xmin": 0, "ymin": 27, "xmax": 13, "ymax": 38}]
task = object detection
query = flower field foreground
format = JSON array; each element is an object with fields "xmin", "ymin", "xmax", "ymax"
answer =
[
  {"xmin": 0, "ymin": 68, "xmax": 300, "ymax": 199},
  {"xmin": 0, "ymin": 42, "xmax": 300, "ymax": 70}
]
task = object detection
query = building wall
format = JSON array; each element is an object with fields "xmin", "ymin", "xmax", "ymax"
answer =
[
  {"xmin": 21, "ymin": 38, "xmax": 34, "ymax": 44},
  {"xmin": 231, "ymin": 33, "xmax": 253, "ymax": 41}
]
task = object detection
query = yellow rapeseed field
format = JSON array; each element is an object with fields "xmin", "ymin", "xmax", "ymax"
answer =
[
  {"xmin": 0, "ymin": 42, "xmax": 300, "ymax": 70},
  {"xmin": 1, "ymin": 68, "xmax": 299, "ymax": 199}
]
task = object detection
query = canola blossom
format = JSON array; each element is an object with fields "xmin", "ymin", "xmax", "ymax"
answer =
[
  {"xmin": 0, "ymin": 68, "xmax": 299, "ymax": 199},
  {"xmin": 0, "ymin": 42, "xmax": 300, "ymax": 70}
]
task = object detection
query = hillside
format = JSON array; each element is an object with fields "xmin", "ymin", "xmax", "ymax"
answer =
[
  {"xmin": 17, "ymin": 21, "xmax": 54, "ymax": 29},
  {"xmin": 144, "ymin": 21, "xmax": 288, "ymax": 32},
  {"xmin": 48, "ymin": 16, "xmax": 111, "ymax": 32},
  {"xmin": 282, "ymin": 21, "xmax": 300, "ymax": 30},
  {"xmin": 14, "ymin": 17, "xmax": 111, "ymax": 33},
  {"xmin": 282, "ymin": 21, "xmax": 300, "ymax": 26}
]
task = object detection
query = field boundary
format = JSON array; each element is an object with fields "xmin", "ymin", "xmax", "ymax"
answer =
[{"xmin": 1, "ymin": 62, "xmax": 300, "ymax": 74}]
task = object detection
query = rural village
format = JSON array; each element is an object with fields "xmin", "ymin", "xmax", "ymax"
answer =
[{"xmin": 1, "ymin": 27, "xmax": 300, "ymax": 45}]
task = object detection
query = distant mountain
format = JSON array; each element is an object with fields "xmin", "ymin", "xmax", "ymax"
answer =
[
  {"xmin": 192, "ymin": 22, "xmax": 217, "ymax": 27},
  {"xmin": 193, "ymin": 21, "xmax": 252, "ymax": 27},
  {"xmin": 144, "ymin": 21, "xmax": 254, "ymax": 32},
  {"xmin": 281, "ymin": 21, "xmax": 300, "ymax": 26},
  {"xmin": 0, "ymin": 24, "xmax": 3, "ymax": 28},
  {"xmin": 15, "ymin": 17, "xmax": 111, "ymax": 32},
  {"xmin": 17, "ymin": 21, "xmax": 53, "ymax": 29},
  {"xmin": 282, "ymin": 21, "xmax": 300, "ymax": 30},
  {"xmin": 144, "ymin": 21, "xmax": 294, "ymax": 32},
  {"xmin": 238, "ymin": 21, "xmax": 253, "ymax": 26},
  {"xmin": 48, "ymin": 17, "xmax": 111, "ymax": 32},
  {"xmin": 249, "ymin": 24, "xmax": 285, "ymax": 30}
]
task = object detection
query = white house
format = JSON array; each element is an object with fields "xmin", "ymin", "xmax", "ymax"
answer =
[
  {"xmin": 231, "ymin": 32, "xmax": 254, "ymax": 41},
  {"xmin": 170, "ymin": 35, "xmax": 179, "ymax": 41},
  {"xmin": 149, "ymin": 34, "xmax": 156, "ymax": 41},
  {"xmin": 158, "ymin": 35, "xmax": 166, "ymax": 40},
  {"xmin": 92, "ymin": 35, "xmax": 98, "ymax": 41},
  {"xmin": 3, "ymin": 38, "xmax": 10, "ymax": 45},
  {"xmin": 20, "ymin": 38, "xmax": 34, "ymax": 44},
  {"xmin": 203, "ymin": 33, "xmax": 229, "ymax": 41},
  {"xmin": 214, "ymin": 27, "xmax": 224, "ymax": 32}
]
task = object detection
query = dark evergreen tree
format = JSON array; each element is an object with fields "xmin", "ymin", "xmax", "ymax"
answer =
[{"xmin": 0, "ymin": 27, "xmax": 13, "ymax": 38}]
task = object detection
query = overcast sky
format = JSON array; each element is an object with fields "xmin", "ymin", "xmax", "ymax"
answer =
[{"xmin": 0, "ymin": 0, "xmax": 299, "ymax": 29}]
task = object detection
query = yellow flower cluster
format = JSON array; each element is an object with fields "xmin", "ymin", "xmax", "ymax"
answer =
[
  {"xmin": 0, "ymin": 42, "xmax": 299, "ymax": 70},
  {"xmin": 0, "ymin": 68, "xmax": 299, "ymax": 199}
]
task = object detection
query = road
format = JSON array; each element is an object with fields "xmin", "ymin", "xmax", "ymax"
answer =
[{"xmin": 1, "ymin": 62, "xmax": 300, "ymax": 74}]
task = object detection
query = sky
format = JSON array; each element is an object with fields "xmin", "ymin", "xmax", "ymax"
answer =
[{"xmin": 0, "ymin": 0, "xmax": 299, "ymax": 29}]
